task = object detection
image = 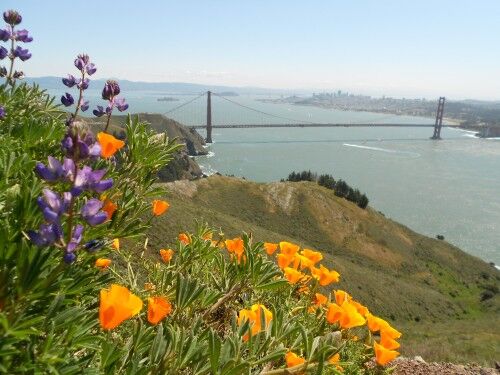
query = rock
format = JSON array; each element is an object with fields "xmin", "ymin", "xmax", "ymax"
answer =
[{"xmin": 413, "ymin": 356, "xmax": 426, "ymax": 363}]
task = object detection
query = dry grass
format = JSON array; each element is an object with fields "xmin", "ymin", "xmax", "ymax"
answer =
[{"xmin": 143, "ymin": 175, "xmax": 500, "ymax": 365}]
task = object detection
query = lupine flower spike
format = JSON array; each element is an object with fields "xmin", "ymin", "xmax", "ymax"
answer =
[{"xmin": 1, "ymin": 10, "xmax": 32, "ymax": 85}]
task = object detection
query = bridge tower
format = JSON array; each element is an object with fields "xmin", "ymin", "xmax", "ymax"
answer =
[
  {"xmin": 206, "ymin": 90, "xmax": 213, "ymax": 143},
  {"xmin": 431, "ymin": 97, "xmax": 445, "ymax": 140}
]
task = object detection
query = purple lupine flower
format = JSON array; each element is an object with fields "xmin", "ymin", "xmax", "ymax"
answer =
[
  {"xmin": 61, "ymin": 135, "xmax": 73, "ymax": 152},
  {"xmin": 0, "ymin": 67, "xmax": 7, "ymax": 78},
  {"xmin": 66, "ymin": 224, "xmax": 84, "ymax": 253},
  {"xmin": 88, "ymin": 142, "xmax": 101, "ymax": 157},
  {"xmin": 63, "ymin": 252, "xmax": 77, "ymax": 264},
  {"xmin": 62, "ymin": 74, "xmax": 77, "ymax": 88},
  {"xmin": 35, "ymin": 156, "xmax": 63, "ymax": 181},
  {"xmin": 83, "ymin": 239, "xmax": 106, "ymax": 252},
  {"xmin": 0, "ymin": 28, "xmax": 10, "ymax": 42},
  {"xmin": 102, "ymin": 80, "xmax": 120, "ymax": 100},
  {"xmin": 115, "ymin": 97, "xmax": 129, "ymax": 112},
  {"xmin": 74, "ymin": 54, "xmax": 90, "ymax": 71},
  {"xmin": 106, "ymin": 104, "xmax": 113, "ymax": 115},
  {"xmin": 77, "ymin": 78, "xmax": 89, "ymax": 90},
  {"xmin": 3, "ymin": 10, "xmax": 22, "ymax": 26},
  {"xmin": 0, "ymin": 106, "xmax": 5, "ymax": 119},
  {"xmin": 0, "ymin": 46, "xmax": 7, "ymax": 59},
  {"xmin": 93, "ymin": 105, "xmax": 106, "ymax": 117},
  {"xmin": 13, "ymin": 46, "xmax": 31, "ymax": 61},
  {"xmin": 61, "ymin": 93, "xmax": 74, "ymax": 107},
  {"xmin": 81, "ymin": 198, "xmax": 107, "ymax": 226},
  {"xmin": 15, "ymin": 29, "xmax": 32, "ymax": 43},
  {"xmin": 13, "ymin": 70, "xmax": 24, "ymax": 79},
  {"xmin": 61, "ymin": 128, "xmax": 101, "ymax": 159},
  {"xmin": 36, "ymin": 188, "xmax": 67, "ymax": 223},
  {"xmin": 28, "ymin": 223, "xmax": 62, "ymax": 247},
  {"xmin": 86, "ymin": 63, "xmax": 96, "ymax": 75},
  {"xmin": 80, "ymin": 100, "xmax": 89, "ymax": 112},
  {"xmin": 72, "ymin": 166, "xmax": 113, "ymax": 195},
  {"xmin": 34, "ymin": 156, "xmax": 75, "ymax": 182}
]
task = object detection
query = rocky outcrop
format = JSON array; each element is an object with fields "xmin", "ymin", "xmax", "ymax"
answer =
[
  {"xmin": 132, "ymin": 113, "xmax": 207, "ymax": 156},
  {"xmin": 158, "ymin": 148, "xmax": 203, "ymax": 181},
  {"xmin": 95, "ymin": 113, "xmax": 207, "ymax": 182}
]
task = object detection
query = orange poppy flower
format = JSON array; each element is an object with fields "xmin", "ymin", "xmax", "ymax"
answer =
[
  {"xmin": 334, "ymin": 290, "xmax": 352, "ymax": 305},
  {"xmin": 279, "ymin": 241, "xmax": 300, "ymax": 257},
  {"xmin": 178, "ymin": 233, "xmax": 190, "ymax": 245},
  {"xmin": 381, "ymin": 323, "xmax": 402, "ymax": 340},
  {"xmin": 328, "ymin": 353, "xmax": 340, "ymax": 364},
  {"xmin": 263, "ymin": 242, "xmax": 278, "ymax": 255},
  {"xmin": 284, "ymin": 267, "xmax": 305, "ymax": 284},
  {"xmin": 326, "ymin": 301, "xmax": 366, "ymax": 329},
  {"xmin": 112, "ymin": 238, "xmax": 120, "ymax": 250},
  {"xmin": 311, "ymin": 265, "xmax": 340, "ymax": 286},
  {"xmin": 277, "ymin": 253, "xmax": 294, "ymax": 269},
  {"xmin": 313, "ymin": 293, "xmax": 328, "ymax": 306},
  {"xmin": 95, "ymin": 258, "xmax": 112, "ymax": 269},
  {"xmin": 225, "ymin": 238, "xmax": 245, "ymax": 263},
  {"xmin": 300, "ymin": 249, "xmax": 323, "ymax": 265},
  {"xmin": 152, "ymin": 200, "xmax": 169, "ymax": 216},
  {"xmin": 350, "ymin": 300, "xmax": 369, "ymax": 317},
  {"xmin": 374, "ymin": 341, "xmax": 399, "ymax": 366},
  {"xmin": 160, "ymin": 249, "xmax": 174, "ymax": 263},
  {"xmin": 380, "ymin": 332, "xmax": 400, "ymax": 350},
  {"xmin": 339, "ymin": 301, "xmax": 366, "ymax": 329},
  {"xmin": 147, "ymin": 296, "xmax": 172, "ymax": 325},
  {"xmin": 238, "ymin": 304, "xmax": 273, "ymax": 341},
  {"xmin": 326, "ymin": 302, "xmax": 344, "ymax": 324},
  {"xmin": 99, "ymin": 284, "xmax": 143, "ymax": 330},
  {"xmin": 101, "ymin": 199, "xmax": 117, "ymax": 220},
  {"xmin": 292, "ymin": 254, "xmax": 314, "ymax": 270},
  {"xmin": 285, "ymin": 352, "xmax": 306, "ymax": 368},
  {"xmin": 97, "ymin": 132, "xmax": 125, "ymax": 158}
]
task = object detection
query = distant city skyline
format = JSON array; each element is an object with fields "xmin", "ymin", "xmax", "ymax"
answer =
[{"xmin": 2, "ymin": 0, "xmax": 500, "ymax": 100}]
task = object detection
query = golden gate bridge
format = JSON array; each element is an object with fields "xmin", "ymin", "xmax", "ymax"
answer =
[{"xmin": 162, "ymin": 91, "xmax": 446, "ymax": 143}]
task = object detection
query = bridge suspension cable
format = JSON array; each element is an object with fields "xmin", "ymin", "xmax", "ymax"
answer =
[
  {"xmin": 162, "ymin": 92, "xmax": 206, "ymax": 116},
  {"xmin": 212, "ymin": 93, "xmax": 317, "ymax": 125}
]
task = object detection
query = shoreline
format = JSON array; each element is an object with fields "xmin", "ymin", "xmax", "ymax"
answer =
[{"xmin": 259, "ymin": 99, "xmax": 500, "ymax": 138}]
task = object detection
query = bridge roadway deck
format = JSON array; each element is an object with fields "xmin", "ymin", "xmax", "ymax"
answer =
[{"xmin": 188, "ymin": 123, "xmax": 438, "ymax": 129}]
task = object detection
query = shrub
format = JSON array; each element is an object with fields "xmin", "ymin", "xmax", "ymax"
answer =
[{"xmin": 286, "ymin": 171, "xmax": 370, "ymax": 209}]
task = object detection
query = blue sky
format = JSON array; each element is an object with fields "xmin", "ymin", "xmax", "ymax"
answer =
[{"xmin": 3, "ymin": 0, "xmax": 500, "ymax": 99}]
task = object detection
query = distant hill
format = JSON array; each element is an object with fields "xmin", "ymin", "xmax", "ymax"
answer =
[
  {"xmin": 25, "ymin": 76, "xmax": 298, "ymax": 95},
  {"xmin": 149, "ymin": 176, "xmax": 500, "ymax": 365}
]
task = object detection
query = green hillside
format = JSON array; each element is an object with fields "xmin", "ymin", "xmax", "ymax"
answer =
[{"xmin": 145, "ymin": 175, "xmax": 500, "ymax": 365}]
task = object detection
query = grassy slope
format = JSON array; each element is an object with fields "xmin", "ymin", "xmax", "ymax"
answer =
[{"xmin": 146, "ymin": 175, "xmax": 500, "ymax": 365}]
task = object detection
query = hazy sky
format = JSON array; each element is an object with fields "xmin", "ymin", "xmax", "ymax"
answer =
[{"xmin": 3, "ymin": 0, "xmax": 500, "ymax": 99}]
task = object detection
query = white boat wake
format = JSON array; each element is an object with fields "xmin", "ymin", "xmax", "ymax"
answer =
[{"xmin": 343, "ymin": 143, "xmax": 420, "ymax": 157}]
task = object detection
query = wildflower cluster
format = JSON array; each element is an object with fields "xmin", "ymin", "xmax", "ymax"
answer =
[
  {"xmin": 60, "ymin": 54, "xmax": 96, "ymax": 125},
  {"xmin": 0, "ymin": 10, "xmax": 32, "ymax": 85},
  {"xmin": 28, "ymin": 55, "xmax": 132, "ymax": 262},
  {"xmin": 93, "ymin": 79, "xmax": 129, "ymax": 132}
]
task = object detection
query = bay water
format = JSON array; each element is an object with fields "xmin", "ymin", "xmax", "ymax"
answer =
[{"xmin": 54, "ymin": 89, "xmax": 500, "ymax": 265}]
